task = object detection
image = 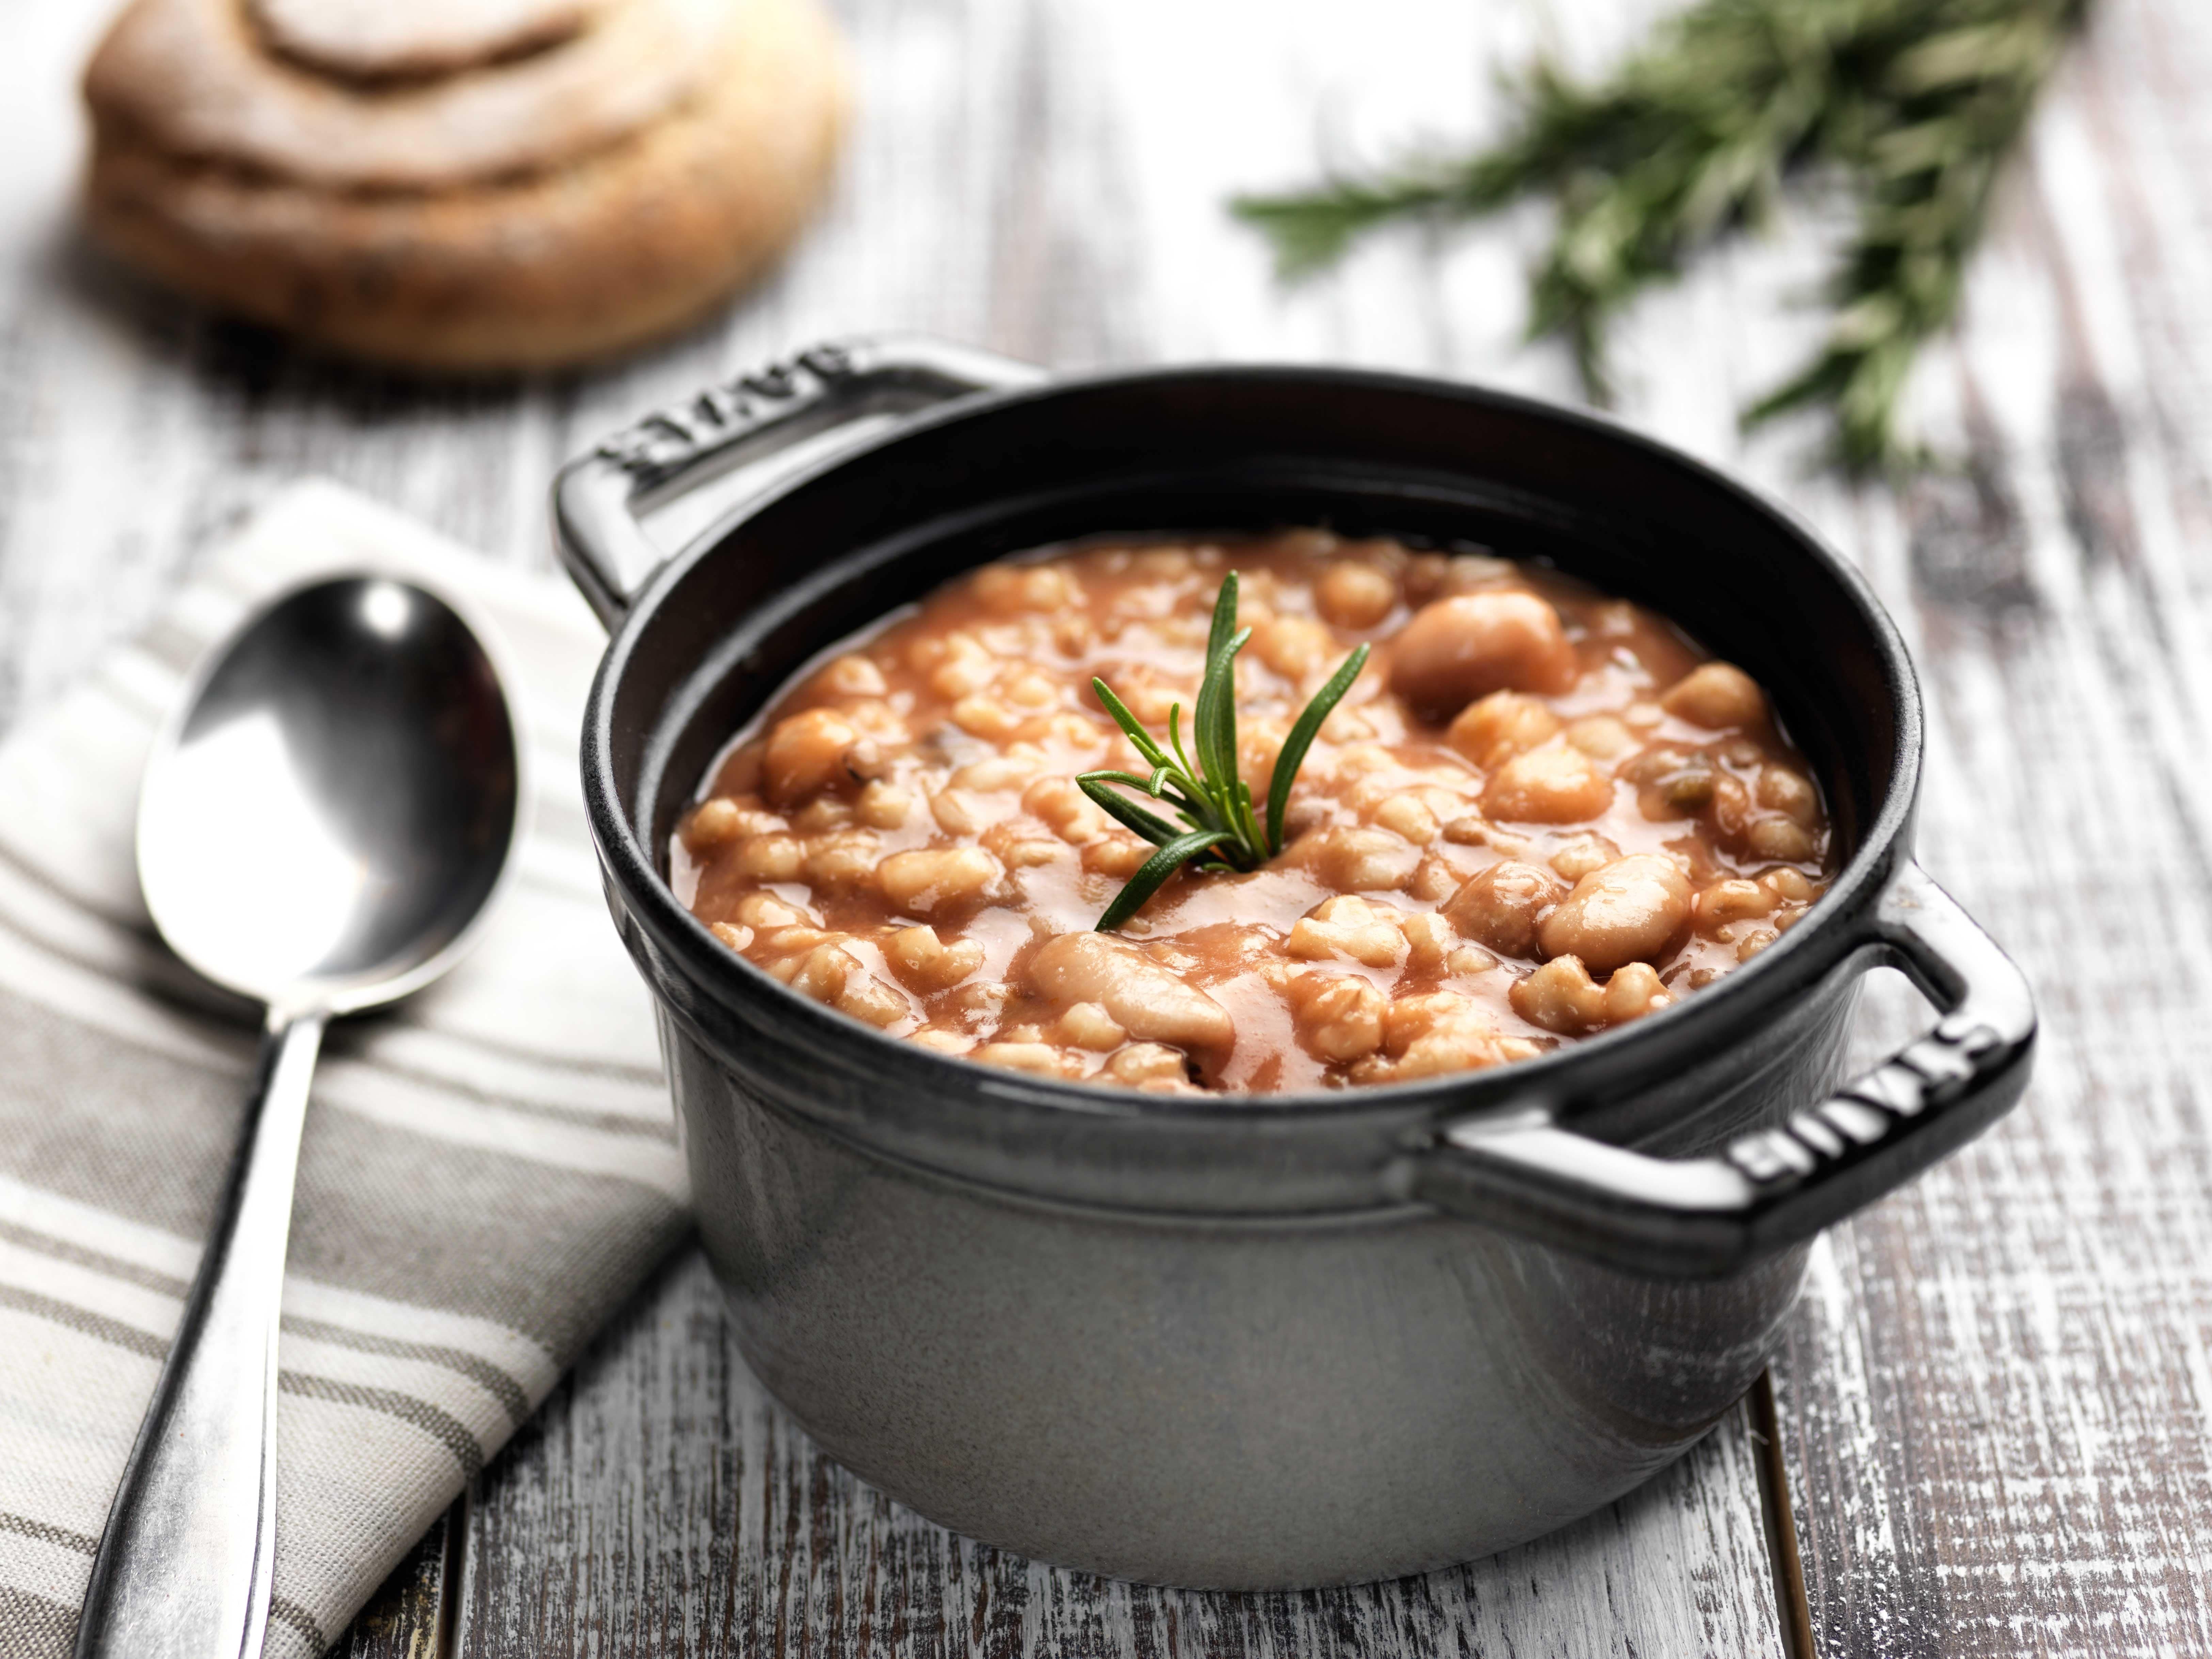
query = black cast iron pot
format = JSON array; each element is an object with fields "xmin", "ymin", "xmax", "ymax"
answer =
[{"xmin": 553, "ymin": 336, "xmax": 2035, "ymax": 1589}]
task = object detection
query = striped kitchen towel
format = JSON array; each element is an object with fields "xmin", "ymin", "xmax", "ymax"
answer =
[{"xmin": 0, "ymin": 481, "xmax": 689, "ymax": 1659}]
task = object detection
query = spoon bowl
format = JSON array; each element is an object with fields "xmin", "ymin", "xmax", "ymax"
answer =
[
  {"xmin": 78, "ymin": 573, "xmax": 523, "ymax": 1659},
  {"xmin": 137, "ymin": 575, "xmax": 522, "ymax": 1009}
]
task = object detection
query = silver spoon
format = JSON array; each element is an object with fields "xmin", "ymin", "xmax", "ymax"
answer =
[{"xmin": 76, "ymin": 575, "xmax": 525, "ymax": 1659}]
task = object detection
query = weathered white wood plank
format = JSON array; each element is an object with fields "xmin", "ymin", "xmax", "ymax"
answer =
[{"xmin": 32, "ymin": 0, "xmax": 2212, "ymax": 1649}]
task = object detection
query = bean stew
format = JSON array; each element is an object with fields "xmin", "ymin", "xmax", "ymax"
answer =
[{"xmin": 673, "ymin": 532, "xmax": 1834, "ymax": 1094}]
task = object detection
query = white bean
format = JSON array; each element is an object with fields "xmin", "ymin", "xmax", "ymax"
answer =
[
  {"xmin": 1537, "ymin": 854, "xmax": 1691, "ymax": 975},
  {"xmin": 1388, "ymin": 592, "xmax": 1578, "ymax": 721},
  {"xmin": 1028, "ymin": 932, "xmax": 1234, "ymax": 1068}
]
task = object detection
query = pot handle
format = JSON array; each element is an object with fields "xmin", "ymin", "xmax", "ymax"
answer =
[
  {"xmin": 553, "ymin": 335, "xmax": 1047, "ymax": 626},
  {"xmin": 1408, "ymin": 861, "xmax": 2035, "ymax": 1278}
]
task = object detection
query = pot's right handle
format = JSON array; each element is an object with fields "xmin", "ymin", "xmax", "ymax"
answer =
[
  {"xmin": 1408, "ymin": 862, "xmax": 2035, "ymax": 1279},
  {"xmin": 554, "ymin": 335, "xmax": 1046, "ymax": 627}
]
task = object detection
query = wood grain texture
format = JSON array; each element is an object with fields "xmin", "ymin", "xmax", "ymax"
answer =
[
  {"xmin": 4, "ymin": 0, "xmax": 2209, "ymax": 1651},
  {"xmin": 1762, "ymin": 3, "xmax": 2212, "ymax": 1648}
]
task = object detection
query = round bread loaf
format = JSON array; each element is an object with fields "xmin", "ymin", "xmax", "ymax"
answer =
[{"xmin": 81, "ymin": 0, "xmax": 850, "ymax": 369}]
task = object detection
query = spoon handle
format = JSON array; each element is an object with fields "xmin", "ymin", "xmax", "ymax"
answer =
[{"xmin": 75, "ymin": 1009, "xmax": 327, "ymax": 1659}]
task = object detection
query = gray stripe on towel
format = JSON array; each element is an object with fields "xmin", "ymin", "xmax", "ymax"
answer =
[
  {"xmin": 281, "ymin": 1317, "xmax": 532, "ymax": 1428},
  {"xmin": 0, "ymin": 1282, "xmax": 167, "ymax": 1359},
  {"xmin": 267, "ymin": 1593, "xmax": 328, "ymax": 1655},
  {"xmin": 0, "ymin": 1514, "xmax": 95, "ymax": 1557},
  {"xmin": 0, "ymin": 1584, "xmax": 80, "ymax": 1659},
  {"xmin": 0, "ymin": 1216, "xmax": 189, "ymax": 1299},
  {"xmin": 277, "ymin": 1373, "xmax": 485, "ymax": 1478},
  {"xmin": 0, "ymin": 1217, "xmax": 534, "ymax": 1423}
]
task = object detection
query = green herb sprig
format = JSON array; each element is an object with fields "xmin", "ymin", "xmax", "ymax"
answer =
[
  {"xmin": 1232, "ymin": 0, "xmax": 2088, "ymax": 471},
  {"xmin": 1079, "ymin": 572, "xmax": 1368, "ymax": 931}
]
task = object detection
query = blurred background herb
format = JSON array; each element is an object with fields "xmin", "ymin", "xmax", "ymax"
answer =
[{"xmin": 1233, "ymin": 0, "xmax": 2089, "ymax": 473}]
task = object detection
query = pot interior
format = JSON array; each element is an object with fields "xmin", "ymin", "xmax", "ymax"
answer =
[{"xmin": 607, "ymin": 370, "xmax": 1910, "ymax": 885}]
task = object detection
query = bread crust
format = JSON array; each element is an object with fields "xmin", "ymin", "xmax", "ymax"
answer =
[{"xmin": 81, "ymin": 0, "xmax": 849, "ymax": 369}]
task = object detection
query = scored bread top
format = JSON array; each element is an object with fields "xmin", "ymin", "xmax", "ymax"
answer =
[
  {"xmin": 251, "ymin": 0, "xmax": 600, "ymax": 79},
  {"xmin": 82, "ymin": 0, "xmax": 733, "ymax": 190}
]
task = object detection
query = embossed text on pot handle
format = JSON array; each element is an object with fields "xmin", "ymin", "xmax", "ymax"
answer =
[
  {"xmin": 553, "ymin": 335, "xmax": 1046, "ymax": 628},
  {"xmin": 1409, "ymin": 862, "xmax": 2036, "ymax": 1278}
]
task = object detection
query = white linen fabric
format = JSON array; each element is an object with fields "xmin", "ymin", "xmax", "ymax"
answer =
[{"xmin": 0, "ymin": 481, "xmax": 689, "ymax": 1658}]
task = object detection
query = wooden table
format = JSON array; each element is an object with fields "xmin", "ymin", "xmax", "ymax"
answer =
[{"xmin": 7, "ymin": 0, "xmax": 2210, "ymax": 1653}]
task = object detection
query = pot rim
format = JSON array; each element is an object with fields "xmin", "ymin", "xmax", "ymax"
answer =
[{"xmin": 580, "ymin": 359, "xmax": 1922, "ymax": 1134}]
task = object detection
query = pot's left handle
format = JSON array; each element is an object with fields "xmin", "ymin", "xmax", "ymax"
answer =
[
  {"xmin": 1408, "ymin": 862, "xmax": 2035, "ymax": 1278},
  {"xmin": 554, "ymin": 335, "xmax": 1047, "ymax": 627}
]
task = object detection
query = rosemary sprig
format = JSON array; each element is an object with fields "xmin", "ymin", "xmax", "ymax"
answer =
[
  {"xmin": 1079, "ymin": 572, "xmax": 1369, "ymax": 931},
  {"xmin": 1232, "ymin": 0, "xmax": 2088, "ymax": 471}
]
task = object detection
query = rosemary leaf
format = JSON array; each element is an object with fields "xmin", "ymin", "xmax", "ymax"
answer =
[
  {"xmin": 1091, "ymin": 679, "xmax": 1171, "ymax": 769},
  {"xmin": 1233, "ymin": 175, "xmax": 1465, "ymax": 278},
  {"xmin": 1167, "ymin": 703, "xmax": 1197, "ymax": 781},
  {"xmin": 1204, "ymin": 569, "xmax": 1243, "ymax": 663},
  {"xmin": 1084, "ymin": 767, "xmax": 1205, "ymax": 822},
  {"xmin": 1077, "ymin": 773, "xmax": 1187, "ymax": 846},
  {"xmin": 1194, "ymin": 625, "xmax": 1252, "ymax": 811},
  {"xmin": 1191, "ymin": 572, "xmax": 1249, "ymax": 807},
  {"xmin": 1234, "ymin": 778, "xmax": 1264, "ymax": 860},
  {"xmin": 1094, "ymin": 830, "xmax": 1236, "ymax": 932},
  {"xmin": 1265, "ymin": 642, "xmax": 1370, "ymax": 854}
]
